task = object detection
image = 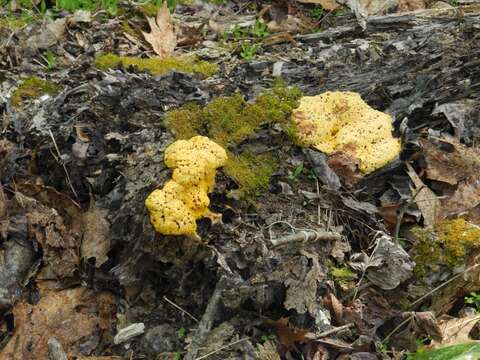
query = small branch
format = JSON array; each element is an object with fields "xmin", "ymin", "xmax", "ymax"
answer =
[
  {"xmin": 184, "ymin": 276, "xmax": 229, "ymax": 360},
  {"xmin": 270, "ymin": 230, "xmax": 342, "ymax": 248},
  {"xmin": 410, "ymin": 264, "xmax": 479, "ymax": 308},
  {"xmin": 194, "ymin": 337, "xmax": 250, "ymax": 360},
  {"xmin": 382, "ymin": 315, "xmax": 414, "ymax": 345},
  {"xmin": 308, "ymin": 323, "xmax": 355, "ymax": 340},
  {"xmin": 163, "ymin": 296, "xmax": 199, "ymax": 323},
  {"xmin": 48, "ymin": 129, "xmax": 78, "ymax": 199}
]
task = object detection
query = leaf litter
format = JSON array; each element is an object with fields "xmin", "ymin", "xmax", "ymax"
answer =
[{"xmin": 0, "ymin": 0, "xmax": 480, "ymax": 359}]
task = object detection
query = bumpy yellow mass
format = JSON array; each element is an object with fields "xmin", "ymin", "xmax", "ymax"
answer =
[
  {"xmin": 292, "ymin": 92, "xmax": 401, "ymax": 174},
  {"xmin": 145, "ymin": 136, "xmax": 228, "ymax": 239}
]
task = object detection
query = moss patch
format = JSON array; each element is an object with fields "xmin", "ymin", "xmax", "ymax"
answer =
[
  {"xmin": 164, "ymin": 79, "xmax": 302, "ymax": 199},
  {"xmin": 120, "ymin": 20, "xmax": 138, "ymax": 38},
  {"xmin": 138, "ymin": 3, "xmax": 160, "ymax": 16},
  {"xmin": 411, "ymin": 218, "xmax": 480, "ymax": 276},
  {"xmin": 11, "ymin": 77, "xmax": 61, "ymax": 108},
  {"xmin": 165, "ymin": 80, "xmax": 301, "ymax": 146},
  {"xmin": 330, "ymin": 265, "xmax": 357, "ymax": 291},
  {"xmin": 0, "ymin": 16, "xmax": 28, "ymax": 29},
  {"xmin": 224, "ymin": 151, "xmax": 278, "ymax": 198},
  {"xmin": 94, "ymin": 53, "xmax": 218, "ymax": 77}
]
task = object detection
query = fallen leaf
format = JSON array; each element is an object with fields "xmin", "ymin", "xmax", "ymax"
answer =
[
  {"xmin": 17, "ymin": 191, "xmax": 80, "ymax": 279},
  {"xmin": 16, "ymin": 183, "xmax": 82, "ymax": 225},
  {"xmin": 0, "ymin": 288, "xmax": 115, "ymax": 360},
  {"xmin": 81, "ymin": 202, "xmax": 111, "ymax": 267},
  {"xmin": 406, "ymin": 162, "xmax": 439, "ymax": 227},
  {"xmin": 67, "ymin": 9, "xmax": 92, "ymax": 26},
  {"xmin": 297, "ymin": 0, "xmax": 340, "ymax": 11},
  {"xmin": 431, "ymin": 314, "xmax": 480, "ymax": 348},
  {"xmin": 349, "ymin": 233, "xmax": 413, "ymax": 290},
  {"xmin": 414, "ymin": 312, "xmax": 443, "ymax": 342},
  {"xmin": 343, "ymin": 289, "xmax": 397, "ymax": 333},
  {"xmin": 419, "ymin": 139, "xmax": 480, "ymax": 221},
  {"xmin": 440, "ymin": 179, "xmax": 480, "ymax": 219},
  {"xmin": 324, "ymin": 293, "xmax": 344, "ymax": 324},
  {"xmin": 256, "ymin": 340, "xmax": 281, "ymax": 360},
  {"xmin": 328, "ymin": 150, "xmax": 363, "ymax": 187},
  {"xmin": 388, "ymin": 311, "xmax": 442, "ymax": 352},
  {"xmin": 432, "ymin": 100, "xmax": 480, "ymax": 144},
  {"xmin": 420, "ymin": 139, "xmax": 473, "ymax": 185},
  {"xmin": 264, "ymin": 317, "xmax": 308, "ymax": 350},
  {"xmin": 283, "ymin": 251, "xmax": 325, "ymax": 315},
  {"xmin": 142, "ymin": 1, "xmax": 176, "ymax": 58},
  {"xmin": 398, "ymin": 0, "xmax": 427, "ymax": 11}
]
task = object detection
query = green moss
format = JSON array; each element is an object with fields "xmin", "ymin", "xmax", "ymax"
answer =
[
  {"xmin": 330, "ymin": 266, "xmax": 357, "ymax": 290},
  {"xmin": 11, "ymin": 77, "xmax": 61, "ymax": 108},
  {"xmin": 139, "ymin": 3, "xmax": 159, "ymax": 16},
  {"xmin": 94, "ymin": 53, "xmax": 218, "ymax": 77},
  {"xmin": 165, "ymin": 79, "xmax": 302, "ymax": 147},
  {"xmin": 224, "ymin": 151, "xmax": 278, "ymax": 199},
  {"xmin": 0, "ymin": 16, "xmax": 28, "ymax": 29},
  {"xmin": 331, "ymin": 266, "xmax": 357, "ymax": 281},
  {"xmin": 164, "ymin": 79, "xmax": 302, "ymax": 199},
  {"xmin": 120, "ymin": 20, "xmax": 138, "ymax": 38},
  {"xmin": 412, "ymin": 219, "xmax": 480, "ymax": 277}
]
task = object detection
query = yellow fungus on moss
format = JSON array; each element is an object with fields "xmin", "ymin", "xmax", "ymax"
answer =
[
  {"xmin": 292, "ymin": 92, "xmax": 401, "ymax": 174},
  {"xmin": 94, "ymin": 53, "xmax": 218, "ymax": 77},
  {"xmin": 164, "ymin": 79, "xmax": 301, "ymax": 199},
  {"xmin": 11, "ymin": 77, "xmax": 61, "ymax": 108},
  {"xmin": 145, "ymin": 136, "xmax": 227, "ymax": 238},
  {"xmin": 412, "ymin": 218, "xmax": 480, "ymax": 276}
]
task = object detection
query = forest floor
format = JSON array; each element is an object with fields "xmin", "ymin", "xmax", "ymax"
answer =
[{"xmin": 1, "ymin": 0, "xmax": 480, "ymax": 359}]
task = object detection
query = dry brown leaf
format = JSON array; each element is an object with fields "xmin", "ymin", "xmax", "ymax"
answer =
[
  {"xmin": 327, "ymin": 151, "xmax": 363, "ymax": 187},
  {"xmin": 283, "ymin": 251, "xmax": 325, "ymax": 315},
  {"xmin": 431, "ymin": 257, "xmax": 480, "ymax": 314},
  {"xmin": 431, "ymin": 314, "xmax": 480, "ymax": 348},
  {"xmin": 16, "ymin": 191, "xmax": 80, "ymax": 279},
  {"xmin": 16, "ymin": 183, "xmax": 82, "ymax": 226},
  {"xmin": 264, "ymin": 317, "xmax": 308, "ymax": 350},
  {"xmin": 0, "ymin": 288, "xmax": 115, "ymax": 360},
  {"xmin": 398, "ymin": 0, "xmax": 427, "ymax": 11},
  {"xmin": 406, "ymin": 162, "xmax": 439, "ymax": 227},
  {"xmin": 142, "ymin": 1, "xmax": 176, "ymax": 58},
  {"xmin": 420, "ymin": 139, "xmax": 475, "ymax": 185},
  {"xmin": 81, "ymin": 202, "xmax": 111, "ymax": 267},
  {"xmin": 297, "ymin": 0, "xmax": 340, "ymax": 11},
  {"xmin": 324, "ymin": 293, "xmax": 344, "ymax": 324},
  {"xmin": 420, "ymin": 139, "xmax": 480, "ymax": 220},
  {"xmin": 440, "ymin": 179, "xmax": 480, "ymax": 219},
  {"xmin": 256, "ymin": 340, "xmax": 281, "ymax": 360}
]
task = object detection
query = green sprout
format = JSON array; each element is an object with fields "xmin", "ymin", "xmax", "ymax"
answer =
[{"xmin": 240, "ymin": 42, "xmax": 259, "ymax": 60}]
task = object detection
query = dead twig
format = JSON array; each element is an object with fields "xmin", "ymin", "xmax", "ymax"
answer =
[
  {"xmin": 410, "ymin": 264, "xmax": 480, "ymax": 308},
  {"xmin": 184, "ymin": 276, "xmax": 229, "ymax": 360},
  {"xmin": 194, "ymin": 337, "xmax": 250, "ymax": 360},
  {"xmin": 306, "ymin": 323, "xmax": 355, "ymax": 340},
  {"xmin": 163, "ymin": 296, "xmax": 199, "ymax": 323},
  {"xmin": 270, "ymin": 230, "xmax": 342, "ymax": 248},
  {"xmin": 382, "ymin": 315, "xmax": 414, "ymax": 346},
  {"xmin": 268, "ymin": 220, "xmax": 341, "ymax": 248},
  {"xmin": 48, "ymin": 129, "xmax": 78, "ymax": 199}
]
